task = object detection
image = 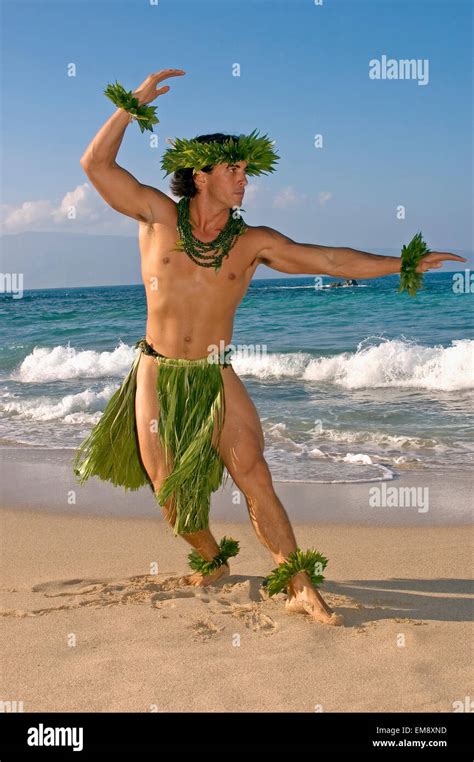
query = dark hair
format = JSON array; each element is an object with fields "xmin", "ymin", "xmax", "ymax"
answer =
[{"xmin": 169, "ymin": 133, "xmax": 240, "ymax": 198}]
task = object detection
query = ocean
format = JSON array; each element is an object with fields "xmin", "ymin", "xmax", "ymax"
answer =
[{"xmin": 1, "ymin": 272, "xmax": 473, "ymax": 484}]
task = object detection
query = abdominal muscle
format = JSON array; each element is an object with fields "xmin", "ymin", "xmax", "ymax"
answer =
[{"xmin": 145, "ymin": 302, "xmax": 235, "ymax": 360}]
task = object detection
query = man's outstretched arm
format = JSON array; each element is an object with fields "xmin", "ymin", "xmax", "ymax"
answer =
[
  {"xmin": 256, "ymin": 226, "xmax": 466, "ymax": 277},
  {"xmin": 80, "ymin": 69, "xmax": 185, "ymax": 224}
]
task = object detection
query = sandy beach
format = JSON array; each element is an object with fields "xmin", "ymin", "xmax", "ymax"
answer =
[{"xmin": 1, "ymin": 484, "xmax": 472, "ymax": 713}]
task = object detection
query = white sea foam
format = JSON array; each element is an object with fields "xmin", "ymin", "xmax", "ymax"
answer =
[
  {"xmin": 342, "ymin": 452, "xmax": 374, "ymax": 465},
  {"xmin": 301, "ymin": 338, "xmax": 474, "ymax": 391},
  {"xmin": 237, "ymin": 338, "xmax": 474, "ymax": 391},
  {"xmin": 14, "ymin": 342, "xmax": 135, "ymax": 382},
  {"xmin": 265, "ymin": 420, "xmax": 446, "ymax": 455},
  {"xmin": 10, "ymin": 337, "xmax": 474, "ymax": 391},
  {"xmin": 308, "ymin": 426, "xmax": 440, "ymax": 450},
  {"xmin": 306, "ymin": 447, "xmax": 326, "ymax": 458},
  {"xmin": 1, "ymin": 386, "xmax": 115, "ymax": 422}
]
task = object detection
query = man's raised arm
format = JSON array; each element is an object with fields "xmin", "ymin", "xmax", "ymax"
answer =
[
  {"xmin": 256, "ymin": 226, "xmax": 466, "ymax": 278},
  {"xmin": 80, "ymin": 69, "xmax": 185, "ymax": 224}
]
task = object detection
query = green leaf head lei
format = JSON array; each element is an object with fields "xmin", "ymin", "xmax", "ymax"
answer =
[{"xmin": 160, "ymin": 128, "xmax": 280, "ymax": 178}]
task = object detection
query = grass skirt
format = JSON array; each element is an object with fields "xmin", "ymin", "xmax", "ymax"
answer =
[{"xmin": 73, "ymin": 341, "xmax": 230, "ymax": 536}]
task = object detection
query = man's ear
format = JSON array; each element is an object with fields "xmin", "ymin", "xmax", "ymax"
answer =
[{"xmin": 193, "ymin": 169, "xmax": 206, "ymax": 190}]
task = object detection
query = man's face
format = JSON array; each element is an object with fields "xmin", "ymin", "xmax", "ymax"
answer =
[{"xmin": 196, "ymin": 160, "xmax": 249, "ymax": 207}]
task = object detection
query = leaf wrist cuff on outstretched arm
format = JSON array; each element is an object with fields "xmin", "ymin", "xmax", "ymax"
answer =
[{"xmin": 398, "ymin": 231, "xmax": 430, "ymax": 297}]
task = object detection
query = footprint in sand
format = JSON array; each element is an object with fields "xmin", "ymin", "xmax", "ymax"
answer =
[
  {"xmin": 190, "ymin": 617, "xmax": 225, "ymax": 641},
  {"xmin": 0, "ymin": 574, "xmax": 196, "ymax": 617},
  {"xmin": 0, "ymin": 574, "xmax": 267, "ymax": 620},
  {"xmin": 228, "ymin": 603, "xmax": 278, "ymax": 634},
  {"xmin": 206, "ymin": 584, "xmax": 279, "ymax": 634},
  {"xmin": 2, "ymin": 575, "xmax": 288, "ymax": 636}
]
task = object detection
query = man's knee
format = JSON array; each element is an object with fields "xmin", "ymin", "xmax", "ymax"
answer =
[
  {"xmin": 151, "ymin": 474, "xmax": 177, "ymax": 524},
  {"xmin": 149, "ymin": 458, "xmax": 172, "ymax": 493},
  {"xmin": 235, "ymin": 455, "xmax": 273, "ymax": 493}
]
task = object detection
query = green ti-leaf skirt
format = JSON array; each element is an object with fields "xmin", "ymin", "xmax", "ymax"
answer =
[{"xmin": 73, "ymin": 339, "xmax": 231, "ymax": 536}]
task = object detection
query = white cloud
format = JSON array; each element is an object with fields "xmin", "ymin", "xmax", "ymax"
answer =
[
  {"xmin": 1, "ymin": 200, "xmax": 53, "ymax": 231},
  {"xmin": 51, "ymin": 183, "xmax": 102, "ymax": 223},
  {"xmin": 0, "ymin": 183, "xmax": 136, "ymax": 235},
  {"xmin": 241, "ymin": 182, "xmax": 260, "ymax": 204},
  {"xmin": 318, "ymin": 191, "xmax": 333, "ymax": 206},
  {"xmin": 272, "ymin": 185, "xmax": 308, "ymax": 208}
]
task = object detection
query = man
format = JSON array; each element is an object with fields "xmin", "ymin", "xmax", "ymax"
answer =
[{"xmin": 77, "ymin": 69, "xmax": 465, "ymax": 626}]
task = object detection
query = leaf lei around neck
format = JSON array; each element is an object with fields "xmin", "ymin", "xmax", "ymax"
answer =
[{"xmin": 174, "ymin": 197, "xmax": 247, "ymax": 273}]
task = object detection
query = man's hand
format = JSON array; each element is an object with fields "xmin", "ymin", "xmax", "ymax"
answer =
[
  {"xmin": 133, "ymin": 68, "xmax": 186, "ymax": 106},
  {"xmin": 416, "ymin": 252, "xmax": 467, "ymax": 272}
]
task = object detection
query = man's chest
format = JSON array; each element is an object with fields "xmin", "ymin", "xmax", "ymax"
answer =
[{"xmin": 138, "ymin": 220, "xmax": 261, "ymax": 287}]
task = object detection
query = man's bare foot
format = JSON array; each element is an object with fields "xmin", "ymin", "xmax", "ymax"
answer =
[
  {"xmin": 182, "ymin": 562, "xmax": 230, "ymax": 587},
  {"xmin": 285, "ymin": 588, "xmax": 344, "ymax": 626}
]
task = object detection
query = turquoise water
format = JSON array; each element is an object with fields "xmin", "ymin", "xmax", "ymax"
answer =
[{"xmin": 1, "ymin": 272, "xmax": 473, "ymax": 482}]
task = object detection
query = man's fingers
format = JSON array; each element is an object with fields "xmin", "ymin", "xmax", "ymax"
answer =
[
  {"xmin": 418, "ymin": 252, "xmax": 466, "ymax": 272},
  {"xmin": 431, "ymin": 252, "xmax": 467, "ymax": 262},
  {"xmin": 151, "ymin": 69, "xmax": 186, "ymax": 83}
]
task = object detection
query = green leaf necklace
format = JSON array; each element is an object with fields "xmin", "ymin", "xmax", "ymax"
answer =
[{"xmin": 174, "ymin": 196, "xmax": 247, "ymax": 273}]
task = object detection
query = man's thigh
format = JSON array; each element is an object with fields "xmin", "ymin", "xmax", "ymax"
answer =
[
  {"xmin": 135, "ymin": 353, "xmax": 170, "ymax": 484},
  {"xmin": 215, "ymin": 366, "xmax": 265, "ymax": 477}
]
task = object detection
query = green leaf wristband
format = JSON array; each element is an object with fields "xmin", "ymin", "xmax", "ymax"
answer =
[
  {"xmin": 104, "ymin": 80, "xmax": 159, "ymax": 134},
  {"xmin": 398, "ymin": 231, "xmax": 430, "ymax": 297}
]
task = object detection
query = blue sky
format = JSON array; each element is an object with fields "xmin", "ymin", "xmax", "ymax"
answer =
[{"xmin": 1, "ymin": 0, "xmax": 472, "ymax": 285}]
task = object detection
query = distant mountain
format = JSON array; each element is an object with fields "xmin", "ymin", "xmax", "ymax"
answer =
[{"xmin": 0, "ymin": 231, "xmax": 142, "ymax": 289}]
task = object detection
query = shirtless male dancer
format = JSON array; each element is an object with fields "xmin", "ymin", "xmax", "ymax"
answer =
[{"xmin": 78, "ymin": 69, "xmax": 465, "ymax": 626}]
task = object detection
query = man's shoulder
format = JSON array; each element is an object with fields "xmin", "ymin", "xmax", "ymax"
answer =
[
  {"xmin": 237, "ymin": 224, "xmax": 262, "ymax": 265},
  {"xmin": 245, "ymin": 224, "xmax": 273, "ymax": 236},
  {"xmin": 138, "ymin": 190, "xmax": 178, "ymax": 230},
  {"xmin": 245, "ymin": 224, "xmax": 282, "ymax": 243},
  {"xmin": 243, "ymin": 225, "xmax": 284, "ymax": 262}
]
